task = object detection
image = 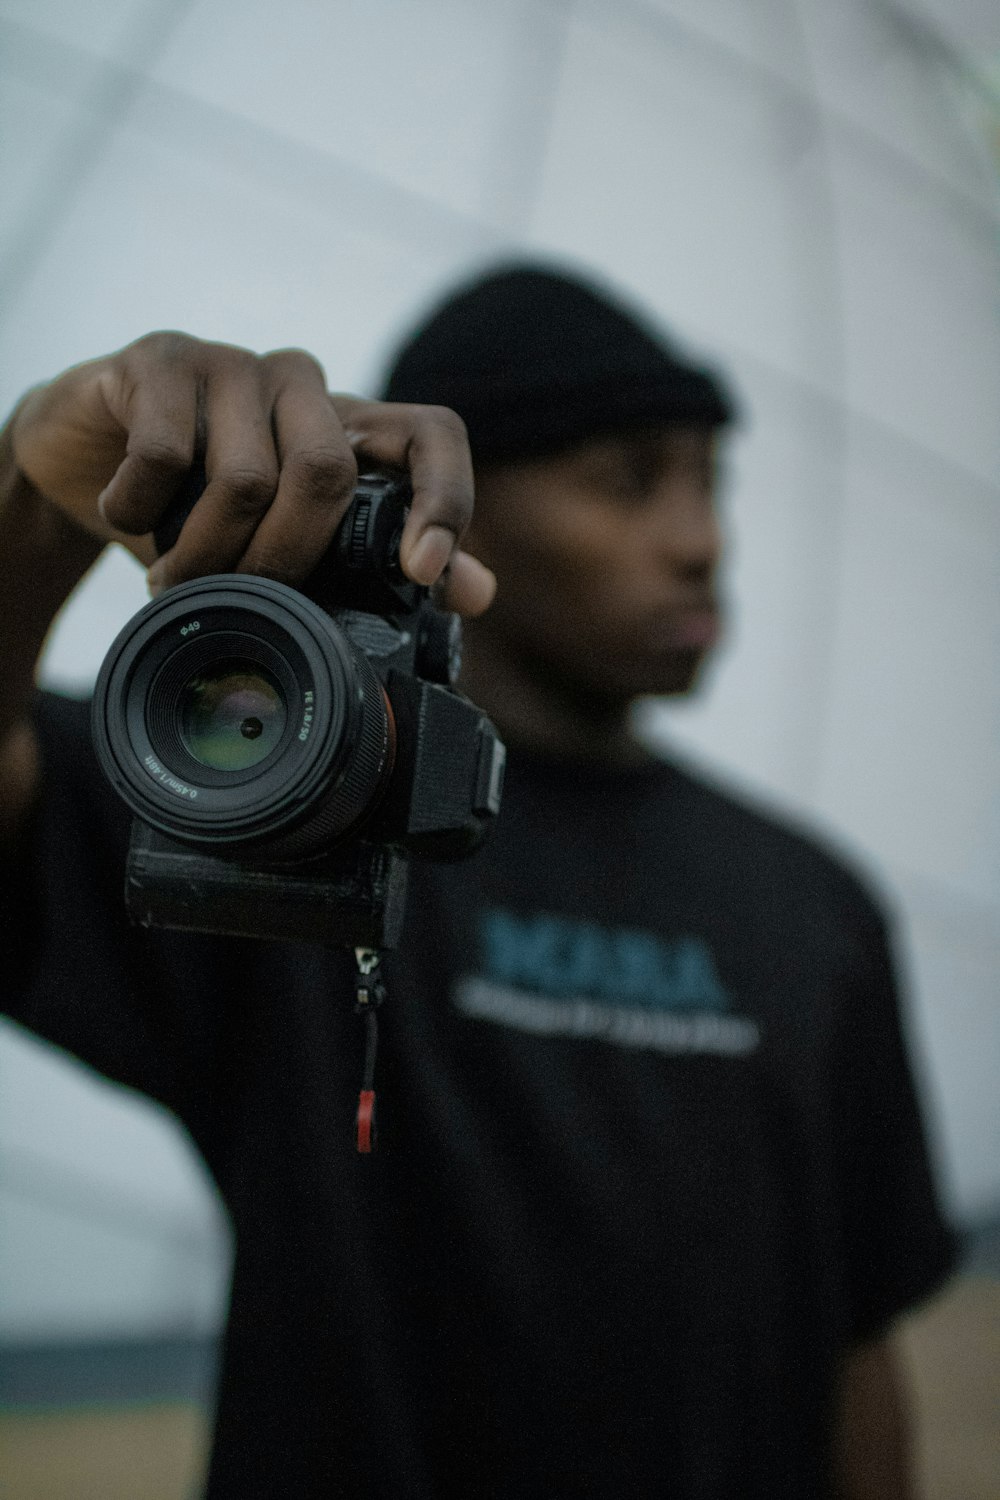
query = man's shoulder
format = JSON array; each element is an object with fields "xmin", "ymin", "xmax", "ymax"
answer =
[
  {"xmin": 36, "ymin": 688, "xmax": 93, "ymax": 741},
  {"xmin": 657, "ymin": 750, "xmax": 889, "ymax": 928},
  {"xmin": 33, "ymin": 689, "xmax": 128, "ymax": 839}
]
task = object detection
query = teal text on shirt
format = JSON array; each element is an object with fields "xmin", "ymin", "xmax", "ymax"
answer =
[{"xmin": 478, "ymin": 909, "xmax": 731, "ymax": 1012}]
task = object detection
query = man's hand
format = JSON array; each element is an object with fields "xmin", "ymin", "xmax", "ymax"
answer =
[
  {"xmin": 11, "ymin": 331, "xmax": 495, "ymax": 616},
  {"xmin": 834, "ymin": 1332, "xmax": 917, "ymax": 1500}
]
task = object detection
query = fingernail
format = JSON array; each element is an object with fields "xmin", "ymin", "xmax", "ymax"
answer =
[
  {"xmin": 407, "ymin": 525, "xmax": 454, "ymax": 586},
  {"xmin": 97, "ymin": 486, "xmax": 111, "ymax": 521},
  {"xmin": 147, "ymin": 561, "xmax": 166, "ymax": 597}
]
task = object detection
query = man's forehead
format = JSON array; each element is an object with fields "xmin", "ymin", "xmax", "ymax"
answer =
[
  {"xmin": 571, "ymin": 424, "xmax": 719, "ymax": 457},
  {"xmin": 478, "ymin": 423, "xmax": 719, "ymax": 478}
]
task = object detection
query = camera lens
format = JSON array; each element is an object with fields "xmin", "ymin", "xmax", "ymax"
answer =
[
  {"xmin": 92, "ymin": 575, "xmax": 395, "ymax": 861},
  {"xmin": 179, "ymin": 659, "xmax": 286, "ymax": 771}
]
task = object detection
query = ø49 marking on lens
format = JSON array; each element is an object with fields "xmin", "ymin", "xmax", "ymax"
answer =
[{"xmin": 179, "ymin": 619, "xmax": 201, "ymax": 637}]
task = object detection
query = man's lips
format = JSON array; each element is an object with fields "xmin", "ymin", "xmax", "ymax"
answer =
[{"xmin": 645, "ymin": 607, "xmax": 722, "ymax": 652}]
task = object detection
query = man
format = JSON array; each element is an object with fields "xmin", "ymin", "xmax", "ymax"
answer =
[{"xmin": 1, "ymin": 264, "xmax": 953, "ymax": 1498}]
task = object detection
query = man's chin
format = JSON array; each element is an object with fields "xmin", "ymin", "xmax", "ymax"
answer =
[
  {"xmin": 634, "ymin": 647, "xmax": 712, "ymax": 698},
  {"xmin": 550, "ymin": 646, "xmax": 714, "ymax": 712}
]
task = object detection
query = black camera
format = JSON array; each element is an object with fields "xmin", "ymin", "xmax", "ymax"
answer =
[{"xmin": 92, "ymin": 472, "xmax": 505, "ymax": 950}]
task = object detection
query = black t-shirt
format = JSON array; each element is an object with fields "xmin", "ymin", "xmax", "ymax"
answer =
[{"xmin": 4, "ymin": 693, "xmax": 954, "ymax": 1499}]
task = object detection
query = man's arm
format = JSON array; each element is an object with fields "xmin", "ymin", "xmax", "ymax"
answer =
[
  {"xmin": 0, "ymin": 331, "xmax": 494, "ymax": 846},
  {"xmin": 833, "ymin": 1331, "xmax": 918, "ymax": 1500},
  {"xmin": 0, "ymin": 416, "xmax": 103, "ymax": 840}
]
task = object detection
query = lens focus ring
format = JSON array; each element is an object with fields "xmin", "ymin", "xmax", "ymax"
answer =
[{"xmin": 254, "ymin": 656, "xmax": 393, "ymax": 861}]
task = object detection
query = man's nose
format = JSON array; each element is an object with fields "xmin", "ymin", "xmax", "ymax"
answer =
[{"xmin": 650, "ymin": 485, "xmax": 722, "ymax": 578}]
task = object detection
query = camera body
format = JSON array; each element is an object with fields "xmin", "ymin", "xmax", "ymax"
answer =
[{"xmin": 92, "ymin": 474, "xmax": 505, "ymax": 949}]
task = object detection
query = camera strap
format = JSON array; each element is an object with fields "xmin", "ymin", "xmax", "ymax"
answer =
[{"xmin": 353, "ymin": 948, "xmax": 387, "ymax": 1154}]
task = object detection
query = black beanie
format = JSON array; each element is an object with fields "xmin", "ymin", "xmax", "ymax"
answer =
[{"xmin": 379, "ymin": 263, "xmax": 738, "ymax": 465}]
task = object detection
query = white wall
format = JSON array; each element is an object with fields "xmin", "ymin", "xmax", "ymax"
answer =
[{"xmin": 1, "ymin": 0, "xmax": 997, "ymax": 1341}]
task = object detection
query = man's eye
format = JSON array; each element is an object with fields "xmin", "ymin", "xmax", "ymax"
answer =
[
  {"xmin": 616, "ymin": 453, "xmax": 660, "ymax": 498},
  {"xmin": 579, "ymin": 450, "xmax": 659, "ymax": 501}
]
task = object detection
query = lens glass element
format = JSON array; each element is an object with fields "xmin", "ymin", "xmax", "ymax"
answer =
[{"xmin": 179, "ymin": 658, "xmax": 286, "ymax": 771}]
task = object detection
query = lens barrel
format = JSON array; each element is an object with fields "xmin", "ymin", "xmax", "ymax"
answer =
[{"xmin": 92, "ymin": 576, "xmax": 394, "ymax": 861}]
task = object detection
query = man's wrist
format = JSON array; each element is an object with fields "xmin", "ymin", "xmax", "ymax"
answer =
[
  {"xmin": 0, "ymin": 717, "xmax": 40, "ymax": 845},
  {"xmin": 0, "ymin": 412, "xmax": 104, "ymax": 734}
]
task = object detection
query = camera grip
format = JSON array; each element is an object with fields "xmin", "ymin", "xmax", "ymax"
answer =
[
  {"xmin": 153, "ymin": 461, "xmax": 208, "ymax": 558},
  {"xmin": 151, "ymin": 466, "xmax": 410, "ymax": 584}
]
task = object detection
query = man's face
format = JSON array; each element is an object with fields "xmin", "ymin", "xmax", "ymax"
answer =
[{"xmin": 465, "ymin": 425, "xmax": 723, "ymax": 705}]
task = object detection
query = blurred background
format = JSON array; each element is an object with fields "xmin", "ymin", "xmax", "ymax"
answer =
[{"xmin": 0, "ymin": 1, "xmax": 997, "ymax": 1496}]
